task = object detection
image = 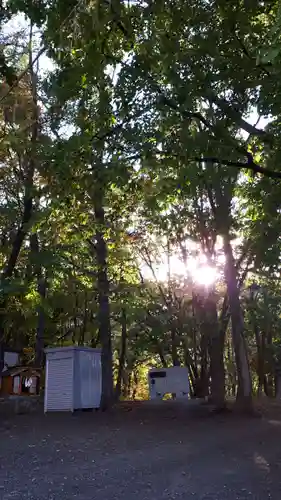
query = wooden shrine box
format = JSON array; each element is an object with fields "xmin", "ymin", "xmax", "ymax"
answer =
[{"xmin": 0, "ymin": 366, "xmax": 41, "ymax": 396}]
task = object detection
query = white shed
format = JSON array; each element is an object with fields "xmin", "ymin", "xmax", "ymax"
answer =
[
  {"xmin": 148, "ymin": 366, "xmax": 190, "ymax": 400},
  {"xmin": 44, "ymin": 346, "xmax": 101, "ymax": 412}
]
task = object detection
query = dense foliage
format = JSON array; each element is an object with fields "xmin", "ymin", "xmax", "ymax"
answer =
[{"xmin": 0, "ymin": 0, "xmax": 280, "ymax": 410}]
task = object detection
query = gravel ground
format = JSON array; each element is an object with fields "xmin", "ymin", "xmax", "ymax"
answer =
[{"xmin": 1, "ymin": 401, "xmax": 281, "ymax": 500}]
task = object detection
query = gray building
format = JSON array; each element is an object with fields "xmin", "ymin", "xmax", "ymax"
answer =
[{"xmin": 44, "ymin": 346, "xmax": 101, "ymax": 412}]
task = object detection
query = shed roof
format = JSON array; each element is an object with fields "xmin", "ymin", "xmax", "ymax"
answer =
[
  {"xmin": 2, "ymin": 366, "xmax": 41, "ymax": 378},
  {"xmin": 44, "ymin": 346, "xmax": 101, "ymax": 353}
]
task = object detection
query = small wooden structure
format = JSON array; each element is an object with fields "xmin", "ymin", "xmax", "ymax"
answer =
[{"xmin": 0, "ymin": 366, "xmax": 41, "ymax": 396}]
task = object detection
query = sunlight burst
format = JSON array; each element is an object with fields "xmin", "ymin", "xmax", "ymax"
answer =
[
  {"xmin": 141, "ymin": 254, "xmax": 218, "ymax": 287},
  {"xmin": 189, "ymin": 264, "xmax": 217, "ymax": 287}
]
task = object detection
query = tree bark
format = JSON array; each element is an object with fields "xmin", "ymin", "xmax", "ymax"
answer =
[
  {"xmin": 132, "ymin": 369, "xmax": 139, "ymax": 400},
  {"xmin": 198, "ymin": 331, "xmax": 209, "ymax": 398},
  {"xmin": 171, "ymin": 328, "xmax": 180, "ymax": 366},
  {"xmin": 93, "ymin": 196, "xmax": 114, "ymax": 410},
  {"xmin": 253, "ymin": 317, "xmax": 264, "ymax": 396},
  {"xmin": 206, "ymin": 293, "xmax": 226, "ymax": 409},
  {"xmin": 35, "ymin": 276, "xmax": 46, "ymax": 367},
  {"xmin": 264, "ymin": 290, "xmax": 274, "ymax": 397},
  {"xmin": 79, "ymin": 291, "xmax": 88, "ymax": 346},
  {"xmin": 275, "ymin": 371, "xmax": 281, "ymax": 398},
  {"xmin": 193, "ymin": 293, "xmax": 210, "ymax": 399},
  {"xmin": 191, "ymin": 292, "xmax": 198, "ymax": 368},
  {"xmin": 30, "ymin": 233, "xmax": 46, "ymax": 367},
  {"xmin": 115, "ymin": 307, "xmax": 127, "ymax": 400},
  {"xmin": 223, "ymin": 234, "xmax": 253, "ymax": 412},
  {"xmin": 126, "ymin": 370, "xmax": 132, "ymax": 399},
  {"xmin": 157, "ymin": 341, "xmax": 167, "ymax": 367}
]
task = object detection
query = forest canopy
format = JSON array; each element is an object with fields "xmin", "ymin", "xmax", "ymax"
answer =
[{"xmin": 0, "ymin": 0, "xmax": 280, "ymax": 411}]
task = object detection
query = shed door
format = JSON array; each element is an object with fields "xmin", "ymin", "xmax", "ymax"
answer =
[{"xmin": 45, "ymin": 357, "xmax": 73, "ymax": 411}]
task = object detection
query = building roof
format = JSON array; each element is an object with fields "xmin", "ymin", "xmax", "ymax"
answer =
[
  {"xmin": 2, "ymin": 366, "xmax": 41, "ymax": 378},
  {"xmin": 44, "ymin": 345, "xmax": 101, "ymax": 353}
]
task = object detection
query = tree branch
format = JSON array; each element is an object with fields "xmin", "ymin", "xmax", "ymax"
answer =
[
  {"xmin": 153, "ymin": 149, "xmax": 281, "ymax": 180},
  {"xmin": 193, "ymin": 155, "xmax": 281, "ymax": 180},
  {"xmin": 205, "ymin": 91, "xmax": 273, "ymax": 145}
]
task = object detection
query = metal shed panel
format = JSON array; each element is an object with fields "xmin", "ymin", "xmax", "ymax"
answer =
[
  {"xmin": 44, "ymin": 347, "xmax": 102, "ymax": 412},
  {"xmin": 90, "ymin": 350, "xmax": 102, "ymax": 408},
  {"xmin": 44, "ymin": 356, "xmax": 74, "ymax": 412},
  {"xmin": 77, "ymin": 350, "xmax": 101, "ymax": 409},
  {"xmin": 73, "ymin": 349, "xmax": 81, "ymax": 410}
]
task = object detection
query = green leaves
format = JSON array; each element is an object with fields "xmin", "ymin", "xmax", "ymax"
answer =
[
  {"xmin": 256, "ymin": 3, "xmax": 281, "ymax": 66},
  {"xmin": 257, "ymin": 47, "xmax": 280, "ymax": 65},
  {"xmin": 1, "ymin": 0, "xmax": 281, "ymax": 400},
  {"xmin": 81, "ymin": 73, "xmax": 87, "ymax": 89}
]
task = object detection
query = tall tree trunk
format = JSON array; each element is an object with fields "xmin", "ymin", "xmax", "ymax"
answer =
[
  {"xmin": 208, "ymin": 249, "xmax": 249, "ymax": 406},
  {"xmin": 132, "ymin": 369, "xmax": 138, "ymax": 400},
  {"xmin": 115, "ymin": 307, "xmax": 127, "ymax": 400},
  {"xmin": 171, "ymin": 328, "xmax": 180, "ymax": 366},
  {"xmin": 183, "ymin": 339, "xmax": 198, "ymax": 380},
  {"xmin": 264, "ymin": 290, "xmax": 274, "ymax": 397},
  {"xmin": 126, "ymin": 370, "xmax": 132, "ymax": 399},
  {"xmin": 72, "ymin": 283, "xmax": 79, "ymax": 344},
  {"xmin": 193, "ymin": 294, "xmax": 209, "ymax": 398},
  {"xmin": 206, "ymin": 292, "xmax": 226, "ymax": 409},
  {"xmin": 191, "ymin": 292, "xmax": 198, "ymax": 368},
  {"xmin": 275, "ymin": 368, "xmax": 281, "ymax": 398},
  {"xmin": 252, "ymin": 316, "xmax": 264, "ymax": 397},
  {"xmin": 167, "ymin": 237, "xmax": 180, "ymax": 368},
  {"xmin": 223, "ymin": 234, "xmax": 253, "ymax": 412},
  {"xmin": 30, "ymin": 233, "xmax": 46, "ymax": 367},
  {"xmin": 88, "ymin": 72, "xmax": 114, "ymax": 410},
  {"xmin": 198, "ymin": 331, "xmax": 209, "ymax": 398},
  {"xmin": 35, "ymin": 276, "xmax": 46, "ymax": 367},
  {"xmin": 157, "ymin": 341, "xmax": 167, "ymax": 367},
  {"xmin": 187, "ymin": 367, "xmax": 195, "ymax": 397},
  {"xmin": 249, "ymin": 288, "xmax": 265, "ymax": 397},
  {"xmin": 79, "ymin": 291, "xmax": 88, "ymax": 346},
  {"xmin": 93, "ymin": 195, "xmax": 113, "ymax": 410}
]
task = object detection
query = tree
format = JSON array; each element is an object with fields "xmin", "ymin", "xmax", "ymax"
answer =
[
  {"xmin": 1, "ymin": 0, "xmax": 281, "ymax": 412},
  {"xmin": 0, "ymin": 21, "xmax": 41, "ymax": 373}
]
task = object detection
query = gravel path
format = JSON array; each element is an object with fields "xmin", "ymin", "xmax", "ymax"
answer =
[{"xmin": 1, "ymin": 402, "xmax": 281, "ymax": 499}]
